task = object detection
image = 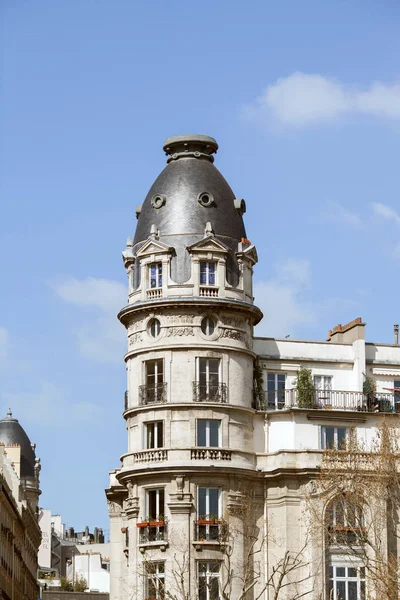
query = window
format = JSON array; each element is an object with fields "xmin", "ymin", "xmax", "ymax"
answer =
[
  {"xmin": 201, "ymin": 317, "xmax": 215, "ymax": 336},
  {"xmin": 327, "ymin": 498, "xmax": 364, "ymax": 545},
  {"xmin": 314, "ymin": 375, "xmax": 332, "ymax": 403},
  {"xmin": 328, "ymin": 565, "xmax": 365, "ymax": 600},
  {"xmin": 143, "ymin": 360, "xmax": 165, "ymax": 403},
  {"xmin": 267, "ymin": 373, "xmax": 286, "ymax": 409},
  {"xmin": 145, "ymin": 562, "xmax": 165, "ymax": 600},
  {"xmin": 148, "ymin": 319, "xmax": 161, "ymax": 338},
  {"xmin": 200, "ymin": 262, "xmax": 216, "ymax": 286},
  {"xmin": 198, "ymin": 487, "xmax": 220, "ymax": 519},
  {"xmin": 197, "ymin": 420, "xmax": 220, "ymax": 447},
  {"xmin": 395, "ymin": 381, "xmax": 400, "ymax": 405},
  {"xmin": 147, "ymin": 489, "xmax": 165, "ymax": 521},
  {"xmin": 198, "ymin": 562, "xmax": 220, "ymax": 600},
  {"xmin": 321, "ymin": 426, "xmax": 348, "ymax": 450},
  {"xmin": 149, "ymin": 263, "xmax": 162, "ymax": 289},
  {"xmin": 195, "ymin": 358, "xmax": 223, "ymax": 401},
  {"xmin": 146, "ymin": 422, "xmax": 164, "ymax": 449}
]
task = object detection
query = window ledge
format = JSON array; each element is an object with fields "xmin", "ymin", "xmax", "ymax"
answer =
[{"xmin": 138, "ymin": 541, "xmax": 168, "ymax": 553}]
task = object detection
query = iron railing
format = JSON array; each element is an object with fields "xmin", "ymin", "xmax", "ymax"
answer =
[
  {"xmin": 259, "ymin": 389, "xmax": 398, "ymax": 413},
  {"xmin": 138, "ymin": 522, "xmax": 167, "ymax": 544},
  {"xmin": 192, "ymin": 382, "xmax": 227, "ymax": 403},
  {"xmin": 193, "ymin": 521, "xmax": 225, "ymax": 542},
  {"xmin": 139, "ymin": 383, "xmax": 168, "ymax": 405}
]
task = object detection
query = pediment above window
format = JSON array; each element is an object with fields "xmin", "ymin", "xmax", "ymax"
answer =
[
  {"xmin": 236, "ymin": 244, "xmax": 258, "ymax": 265},
  {"xmin": 187, "ymin": 237, "xmax": 229, "ymax": 255},
  {"xmin": 135, "ymin": 238, "xmax": 173, "ymax": 258}
]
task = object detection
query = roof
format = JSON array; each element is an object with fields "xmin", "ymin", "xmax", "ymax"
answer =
[
  {"xmin": 132, "ymin": 134, "xmax": 246, "ymax": 285},
  {"xmin": 0, "ymin": 409, "xmax": 36, "ymax": 478}
]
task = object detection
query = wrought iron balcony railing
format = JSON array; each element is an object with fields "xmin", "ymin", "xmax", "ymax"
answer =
[
  {"xmin": 258, "ymin": 389, "xmax": 398, "ymax": 413},
  {"xmin": 139, "ymin": 383, "xmax": 167, "ymax": 405},
  {"xmin": 193, "ymin": 520, "xmax": 226, "ymax": 542},
  {"xmin": 138, "ymin": 521, "xmax": 167, "ymax": 544},
  {"xmin": 192, "ymin": 382, "xmax": 227, "ymax": 403}
]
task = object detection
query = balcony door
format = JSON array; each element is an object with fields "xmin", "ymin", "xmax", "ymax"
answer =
[{"xmin": 197, "ymin": 358, "xmax": 220, "ymax": 401}]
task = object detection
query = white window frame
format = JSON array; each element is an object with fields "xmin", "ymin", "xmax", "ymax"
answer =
[
  {"xmin": 321, "ymin": 426, "xmax": 349, "ymax": 450},
  {"xmin": 145, "ymin": 421, "xmax": 164, "ymax": 449},
  {"xmin": 145, "ymin": 561, "xmax": 165, "ymax": 600},
  {"xmin": 196, "ymin": 358, "xmax": 221, "ymax": 384},
  {"xmin": 198, "ymin": 487, "xmax": 221, "ymax": 520},
  {"xmin": 314, "ymin": 375, "xmax": 333, "ymax": 390},
  {"xmin": 198, "ymin": 561, "xmax": 220, "ymax": 600},
  {"xmin": 266, "ymin": 373, "xmax": 286, "ymax": 409},
  {"xmin": 146, "ymin": 488, "xmax": 165, "ymax": 521},
  {"xmin": 145, "ymin": 359, "xmax": 164, "ymax": 385},
  {"xmin": 197, "ymin": 419, "xmax": 221, "ymax": 447},
  {"xmin": 200, "ymin": 261, "xmax": 217, "ymax": 286},
  {"xmin": 149, "ymin": 262, "xmax": 162, "ymax": 289},
  {"xmin": 328, "ymin": 560, "xmax": 365, "ymax": 600}
]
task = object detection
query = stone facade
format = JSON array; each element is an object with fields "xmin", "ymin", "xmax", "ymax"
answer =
[{"xmin": 107, "ymin": 135, "xmax": 400, "ymax": 600}]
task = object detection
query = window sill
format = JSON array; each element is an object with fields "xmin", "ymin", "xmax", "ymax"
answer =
[{"xmin": 138, "ymin": 541, "xmax": 168, "ymax": 553}]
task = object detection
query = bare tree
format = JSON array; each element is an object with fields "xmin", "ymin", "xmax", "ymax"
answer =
[{"xmin": 310, "ymin": 418, "xmax": 400, "ymax": 600}]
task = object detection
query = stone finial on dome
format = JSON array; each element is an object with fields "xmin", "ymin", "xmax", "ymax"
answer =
[{"xmin": 163, "ymin": 134, "xmax": 218, "ymax": 164}]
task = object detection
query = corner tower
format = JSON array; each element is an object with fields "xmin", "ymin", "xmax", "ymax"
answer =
[{"xmin": 107, "ymin": 135, "xmax": 262, "ymax": 600}]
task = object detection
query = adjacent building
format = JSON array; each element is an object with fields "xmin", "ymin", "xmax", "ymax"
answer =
[
  {"xmin": 0, "ymin": 410, "xmax": 42, "ymax": 600},
  {"xmin": 106, "ymin": 134, "xmax": 400, "ymax": 600}
]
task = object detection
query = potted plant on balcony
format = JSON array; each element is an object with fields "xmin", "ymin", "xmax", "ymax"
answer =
[
  {"xmin": 197, "ymin": 514, "xmax": 217, "ymax": 525},
  {"xmin": 295, "ymin": 366, "xmax": 315, "ymax": 409},
  {"xmin": 136, "ymin": 517, "xmax": 150, "ymax": 528},
  {"xmin": 149, "ymin": 515, "xmax": 165, "ymax": 527}
]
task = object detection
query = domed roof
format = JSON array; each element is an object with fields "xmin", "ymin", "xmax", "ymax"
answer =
[
  {"xmin": 0, "ymin": 409, "xmax": 36, "ymax": 478},
  {"xmin": 133, "ymin": 135, "xmax": 246, "ymax": 285}
]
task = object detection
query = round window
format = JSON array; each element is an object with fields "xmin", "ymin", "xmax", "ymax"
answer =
[
  {"xmin": 148, "ymin": 318, "xmax": 161, "ymax": 338},
  {"xmin": 198, "ymin": 192, "xmax": 214, "ymax": 207},
  {"xmin": 201, "ymin": 317, "xmax": 216, "ymax": 336}
]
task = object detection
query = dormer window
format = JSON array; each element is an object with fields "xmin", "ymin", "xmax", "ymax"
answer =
[
  {"xmin": 150, "ymin": 263, "xmax": 162, "ymax": 289},
  {"xmin": 200, "ymin": 262, "xmax": 216, "ymax": 286}
]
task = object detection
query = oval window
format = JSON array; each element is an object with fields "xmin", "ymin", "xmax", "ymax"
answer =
[
  {"xmin": 148, "ymin": 318, "xmax": 161, "ymax": 338},
  {"xmin": 201, "ymin": 317, "xmax": 215, "ymax": 336}
]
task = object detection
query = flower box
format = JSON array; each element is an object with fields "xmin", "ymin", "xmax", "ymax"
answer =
[
  {"xmin": 136, "ymin": 522, "xmax": 149, "ymax": 528},
  {"xmin": 149, "ymin": 521, "xmax": 164, "ymax": 527}
]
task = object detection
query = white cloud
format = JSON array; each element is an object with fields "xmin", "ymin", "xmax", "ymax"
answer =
[
  {"xmin": 372, "ymin": 202, "xmax": 400, "ymax": 225},
  {"xmin": 1, "ymin": 382, "xmax": 103, "ymax": 426},
  {"xmin": 246, "ymin": 72, "xmax": 400, "ymax": 127},
  {"xmin": 324, "ymin": 201, "xmax": 363, "ymax": 229},
  {"xmin": 0, "ymin": 327, "xmax": 9, "ymax": 361},
  {"xmin": 254, "ymin": 258, "xmax": 314, "ymax": 337},
  {"xmin": 52, "ymin": 277, "xmax": 126, "ymax": 363}
]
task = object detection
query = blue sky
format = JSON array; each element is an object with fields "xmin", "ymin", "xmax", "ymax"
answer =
[{"xmin": 1, "ymin": 0, "xmax": 400, "ymax": 533}]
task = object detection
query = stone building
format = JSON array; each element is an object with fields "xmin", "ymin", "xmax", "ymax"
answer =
[
  {"xmin": 0, "ymin": 410, "xmax": 42, "ymax": 600},
  {"xmin": 106, "ymin": 135, "xmax": 400, "ymax": 600}
]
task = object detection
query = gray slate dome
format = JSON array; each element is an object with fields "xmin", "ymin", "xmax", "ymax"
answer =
[
  {"xmin": 133, "ymin": 135, "xmax": 247, "ymax": 286},
  {"xmin": 0, "ymin": 409, "xmax": 36, "ymax": 478}
]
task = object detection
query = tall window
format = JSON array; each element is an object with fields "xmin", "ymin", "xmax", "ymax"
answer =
[
  {"xmin": 198, "ymin": 487, "xmax": 220, "ymax": 519},
  {"xmin": 198, "ymin": 562, "xmax": 220, "ymax": 600},
  {"xmin": 267, "ymin": 373, "xmax": 286, "ymax": 409},
  {"xmin": 146, "ymin": 421, "xmax": 164, "ymax": 449},
  {"xmin": 200, "ymin": 262, "xmax": 216, "ymax": 286},
  {"xmin": 196, "ymin": 358, "xmax": 221, "ymax": 401},
  {"xmin": 321, "ymin": 426, "xmax": 348, "ymax": 450},
  {"xmin": 147, "ymin": 489, "xmax": 165, "ymax": 521},
  {"xmin": 327, "ymin": 498, "xmax": 364, "ymax": 545},
  {"xmin": 314, "ymin": 375, "xmax": 332, "ymax": 403},
  {"xmin": 149, "ymin": 263, "xmax": 162, "ymax": 289},
  {"xmin": 142, "ymin": 359, "xmax": 165, "ymax": 404},
  {"xmin": 328, "ymin": 565, "xmax": 365, "ymax": 600},
  {"xmin": 197, "ymin": 420, "xmax": 220, "ymax": 447},
  {"xmin": 145, "ymin": 562, "xmax": 165, "ymax": 600}
]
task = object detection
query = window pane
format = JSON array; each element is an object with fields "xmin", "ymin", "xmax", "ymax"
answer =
[
  {"xmin": 197, "ymin": 421, "xmax": 207, "ymax": 447},
  {"xmin": 149, "ymin": 491, "xmax": 157, "ymax": 520},
  {"xmin": 157, "ymin": 422, "xmax": 163, "ymax": 448},
  {"xmin": 348, "ymin": 568, "xmax": 357, "ymax": 578},
  {"xmin": 209, "ymin": 421, "xmax": 219, "ymax": 446},
  {"xmin": 324, "ymin": 427, "xmax": 335, "ymax": 449},
  {"xmin": 209, "ymin": 489, "xmax": 219, "ymax": 517},
  {"xmin": 199, "ymin": 488, "xmax": 207, "ymax": 516},
  {"xmin": 336, "ymin": 581, "xmax": 346, "ymax": 600},
  {"xmin": 336, "ymin": 567, "xmax": 345, "ymax": 578},
  {"xmin": 147, "ymin": 423, "xmax": 155, "ymax": 449},
  {"xmin": 348, "ymin": 581, "xmax": 357, "ymax": 600},
  {"xmin": 267, "ymin": 374, "xmax": 276, "ymax": 390},
  {"xmin": 159, "ymin": 489, "xmax": 164, "ymax": 517},
  {"xmin": 210, "ymin": 577, "xmax": 219, "ymax": 600},
  {"xmin": 361, "ymin": 581, "xmax": 365, "ymax": 600},
  {"xmin": 337, "ymin": 428, "xmax": 347, "ymax": 450}
]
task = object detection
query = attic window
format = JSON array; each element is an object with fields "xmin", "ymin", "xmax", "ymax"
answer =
[
  {"xmin": 198, "ymin": 192, "xmax": 214, "ymax": 207},
  {"xmin": 151, "ymin": 194, "xmax": 166, "ymax": 209}
]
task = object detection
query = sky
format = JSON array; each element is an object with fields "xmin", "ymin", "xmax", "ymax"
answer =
[{"xmin": 1, "ymin": 0, "xmax": 400, "ymax": 534}]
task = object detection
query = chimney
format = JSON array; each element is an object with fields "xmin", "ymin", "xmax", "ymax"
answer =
[{"xmin": 394, "ymin": 324, "xmax": 399, "ymax": 345}]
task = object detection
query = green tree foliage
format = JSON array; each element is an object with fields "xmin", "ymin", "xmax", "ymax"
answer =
[{"xmin": 295, "ymin": 366, "xmax": 315, "ymax": 408}]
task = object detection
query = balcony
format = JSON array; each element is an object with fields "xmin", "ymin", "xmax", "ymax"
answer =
[
  {"xmin": 193, "ymin": 520, "xmax": 226, "ymax": 543},
  {"xmin": 146, "ymin": 288, "xmax": 162, "ymax": 300},
  {"xmin": 139, "ymin": 383, "xmax": 168, "ymax": 405},
  {"xmin": 138, "ymin": 521, "xmax": 168, "ymax": 545},
  {"xmin": 191, "ymin": 448, "xmax": 231, "ymax": 461},
  {"xmin": 262, "ymin": 389, "xmax": 398, "ymax": 413},
  {"xmin": 199, "ymin": 286, "xmax": 219, "ymax": 298},
  {"xmin": 132, "ymin": 449, "xmax": 168, "ymax": 463},
  {"xmin": 192, "ymin": 382, "xmax": 227, "ymax": 403}
]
